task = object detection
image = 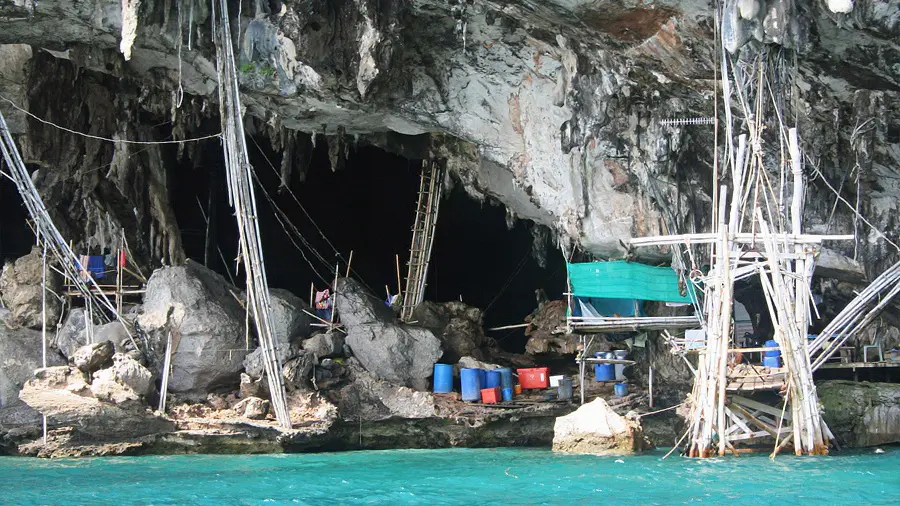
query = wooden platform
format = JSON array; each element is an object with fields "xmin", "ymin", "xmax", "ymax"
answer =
[
  {"xmin": 567, "ymin": 315, "xmax": 699, "ymax": 333},
  {"xmin": 726, "ymin": 364, "xmax": 786, "ymax": 392},
  {"xmin": 818, "ymin": 361, "xmax": 900, "ymax": 370}
]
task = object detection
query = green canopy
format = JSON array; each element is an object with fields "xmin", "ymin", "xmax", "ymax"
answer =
[{"xmin": 567, "ymin": 260, "xmax": 692, "ymax": 303}]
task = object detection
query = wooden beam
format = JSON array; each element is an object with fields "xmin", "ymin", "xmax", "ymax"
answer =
[{"xmin": 731, "ymin": 395, "xmax": 792, "ymax": 420}]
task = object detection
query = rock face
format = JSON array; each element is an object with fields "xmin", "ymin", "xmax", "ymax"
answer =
[
  {"xmin": 334, "ymin": 277, "xmax": 395, "ymax": 327},
  {"xmin": 269, "ymin": 288, "xmax": 313, "ymax": 344},
  {"xmin": 413, "ymin": 301, "xmax": 487, "ymax": 361},
  {"xmin": 243, "ymin": 342, "xmax": 296, "ymax": 379},
  {"xmin": 0, "ymin": 323, "xmax": 64, "ymax": 408},
  {"xmin": 0, "ymin": 248, "xmax": 61, "ymax": 330},
  {"xmin": 345, "ymin": 323, "xmax": 442, "ymax": 389},
  {"xmin": 524, "ymin": 300, "xmax": 573, "ymax": 355},
  {"xmin": 137, "ymin": 262, "xmax": 247, "ymax": 396},
  {"xmin": 818, "ymin": 380, "xmax": 900, "ymax": 448},
  {"xmin": 19, "ymin": 366, "xmax": 174, "ymax": 440},
  {"xmin": 233, "ymin": 396, "xmax": 270, "ymax": 420},
  {"xmin": 552, "ymin": 398, "xmax": 648, "ymax": 455},
  {"xmin": 334, "ymin": 366, "xmax": 435, "ymax": 422}
]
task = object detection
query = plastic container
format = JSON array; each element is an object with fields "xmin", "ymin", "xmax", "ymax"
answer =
[
  {"xmin": 558, "ymin": 377, "xmax": 573, "ymax": 401},
  {"xmin": 513, "ymin": 384, "xmax": 522, "ymax": 395},
  {"xmin": 481, "ymin": 387, "xmax": 501, "ymax": 404},
  {"xmin": 433, "ymin": 363, "xmax": 453, "ymax": 393},
  {"xmin": 501, "ymin": 387, "xmax": 514, "ymax": 401},
  {"xmin": 763, "ymin": 356, "xmax": 782, "ymax": 368},
  {"xmin": 613, "ymin": 350, "xmax": 628, "ymax": 360},
  {"xmin": 549, "ymin": 375, "xmax": 565, "ymax": 387},
  {"xmin": 478, "ymin": 369, "xmax": 488, "ymax": 389},
  {"xmin": 497, "ymin": 368, "xmax": 513, "ymax": 389},
  {"xmin": 518, "ymin": 367, "xmax": 550, "ymax": 389},
  {"xmin": 615, "ymin": 364, "xmax": 626, "ymax": 381},
  {"xmin": 460, "ymin": 368, "xmax": 482, "ymax": 402},
  {"xmin": 614, "ymin": 382, "xmax": 629, "ymax": 397},
  {"xmin": 765, "ymin": 340, "xmax": 781, "ymax": 358},
  {"xmin": 485, "ymin": 370, "xmax": 502, "ymax": 389},
  {"xmin": 594, "ymin": 363, "xmax": 615, "ymax": 381}
]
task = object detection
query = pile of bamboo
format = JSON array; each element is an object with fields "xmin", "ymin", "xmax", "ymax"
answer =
[{"xmin": 211, "ymin": 0, "xmax": 290, "ymax": 428}]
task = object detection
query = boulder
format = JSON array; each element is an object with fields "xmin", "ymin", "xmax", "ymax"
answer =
[
  {"xmin": 819, "ymin": 380, "xmax": 900, "ymax": 447},
  {"xmin": 19, "ymin": 366, "xmax": 174, "ymax": 439},
  {"xmin": 137, "ymin": 261, "xmax": 248, "ymax": 396},
  {"xmin": 345, "ymin": 322, "xmax": 442, "ymax": 388},
  {"xmin": 72, "ymin": 341, "xmax": 115, "ymax": 375},
  {"xmin": 334, "ymin": 277, "xmax": 395, "ymax": 327},
  {"xmin": 91, "ymin": 353, "xmax": 153, "ymax": 398},
  {"xmin": 0, "ymin": 324, "xmax": 65, "ymax": 408},
  {"xmin": 269, "ymin": 288, "xmax": 313, "ymax": 344},
  {"xmin": 239, "ymin": 373, "xmax": 268, "ymax": 399},
  {"xmin": 457, "ymin": 356, "xmax": 502, "ymax": 370},
  {"xmin": 56, "ymin": 308, "xmax": 88, "ymax": 359},
  {"xmin": 233, "ymin": 396, "xmax": 270, "ymax": 419},
  {"xmin": 0, "ymin": 248, "xmax": 61, "ymax": 330},
  {"xmin": 243, "ymin": 342, "xmax": 297, "ymax": 379},
  {"xmin": 302, "ymin": 331, "xmax": 344, "ymax": 359},
  {"xmin": 282, "ymin": 353, "xmax": 314, "ymax": 391},
  {"xmin": 412, "ymin": 301, "xmax": 486, "ymax": 361},
  {"xmin": 552, "ymin": 398, "xmax": 649, "ymax": 455}
]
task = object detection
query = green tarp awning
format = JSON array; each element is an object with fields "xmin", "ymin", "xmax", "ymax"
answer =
[{"xmin": 567, "ymin": 260, "xmax": 692, "ymax": 303}]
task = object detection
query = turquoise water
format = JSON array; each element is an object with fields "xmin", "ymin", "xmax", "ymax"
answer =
[{"xmin": 1, "ymin": 448, "xmax": 898, "ymax": 505}]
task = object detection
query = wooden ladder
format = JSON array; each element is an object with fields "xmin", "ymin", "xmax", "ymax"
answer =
[{"xmin": 400, "ymin": 160, "xmax": 444, "ymax": 322}]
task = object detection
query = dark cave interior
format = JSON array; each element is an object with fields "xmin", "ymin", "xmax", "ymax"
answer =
[{"xmin": 168, "ymin": 137, "xmax": 567, "ymax": 353}]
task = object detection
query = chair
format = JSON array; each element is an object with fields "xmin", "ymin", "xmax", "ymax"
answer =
[{"xmin": 863, "ymin": 332, "xmax": 884, "ymax": 363}]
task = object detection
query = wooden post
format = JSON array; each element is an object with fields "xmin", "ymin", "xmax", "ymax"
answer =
[
  {"xmin": 345, "ymin": 250, "xmax": 354, "ymax": 278},
  {"xmin": 330, "ymin": 263, "xmax": 339, "ymax": 325},
  {"xmin": 41, "ymin": 243, "xmax": 48, "ymax": 445},
  {"xmin": 649, "ymin": 366, "xmax": 654, "ymax": 409},
  {"xmin": 309, "ymin": 282, "xmax": 315, "ymax": 308},
  {"xmin": 158, "ymin": 329, "xmax": 173, "ymax": 413},
  {"xmin": 579, "ymin": 335, "xmax": 586, "ymax": 405}
]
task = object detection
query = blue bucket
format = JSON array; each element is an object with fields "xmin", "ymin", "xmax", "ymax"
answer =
[
  {"xmin": 497, "ymin": 368, "xmax": 513, "ymax": 389},
  {"xmin": 594, "ymin": 363, "xmax": 615, "ymax": 382},
  {"xmin": 460, "ymin": 368, "xmax": 482, "ymax": 402},
  {"xmin": 485, "ymin": 370, "xmax": 501, "ymax": 389},
  {"xmin": 501, "ymin": 387, "xmax": 514, "ymax": 402},
  {"xmin": 433, "ymin": 364, "xmax": 453, "ymax": 393},
  {"xmin": 614, "ymin": 383, "xmax": 628, "ymax": 397},
  {"xmin": 765, "ymin": 340, "xmax": 781, "ymax": 358}
]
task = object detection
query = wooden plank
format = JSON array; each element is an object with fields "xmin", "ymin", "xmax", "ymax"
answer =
[{"xmin": 731, "ymin": 395, "xmax": 792, "ymax": 421}]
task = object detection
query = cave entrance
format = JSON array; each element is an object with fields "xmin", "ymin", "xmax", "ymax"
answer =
[
  {"xmin": 0, "ymin": 169, "xmax": 35, "ymax": 265},
  {"xmin": 170, "ymin": 137, "xmax": 566, "ymax": 353}
]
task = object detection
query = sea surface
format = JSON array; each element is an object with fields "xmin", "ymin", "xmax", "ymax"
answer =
[{"xmin": 1, "ymin": 447, "xmax": 897, "ymax": 505}]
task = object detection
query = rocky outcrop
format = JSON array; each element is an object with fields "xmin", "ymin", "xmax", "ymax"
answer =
[
  {"xmin": 333, "ymin": 365, "xmax": 435, "ymax": 422},
  {"xmin": 92, "ymin": 353, "xmax": 153, "ymax": 399},
  {"xmin": 137, "ymin": 262, "xmax": 247, "ymax": 396},
  {"xmin": 818, "ymin": 380, "xmax": 900, "ymax": 448},
  {"xmin": 233, "ymin": 396, "xmax": 270, "ymax": 420},
  {"xmin": 19, "ymin": 366, "xmax": 174, "ymax": 440},
  {"xmin": 334, "ymin": 277, "xmax": 395, "ymax": 327},
  {"xmin": 413, "ymin": 301, "xmax": 487, "ymax": 361},
  {"xmin": 0, "ymin": 323, "xmax": 65, "ymax": 408},
  {"xmin": 345, "ymin": 323, "xmax": 442, "ymax": 389},
  {"xmin": 56, "ymin": 310, "xmax": 135, "ymax": 360},
  {"xmin": 242, "ymin": 342, "xmax": 297, "ymax": 379},
  {"xmin": 0, "ymin": 248, "xmax": 61, "ymax": 330},
  {"xmin": 552, "ymin": 398, "xmax": 649, "ymax": 455}
]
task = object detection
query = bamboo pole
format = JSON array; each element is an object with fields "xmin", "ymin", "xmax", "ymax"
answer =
[
  {"xmin": 41, "ymin": 243, "xmax": 48, "ymax": 445},
  {"xmin": 345, "ymin": 250, "xmax": 354, "ymax": 278}
]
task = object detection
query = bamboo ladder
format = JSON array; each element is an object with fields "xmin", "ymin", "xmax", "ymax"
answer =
[{"xmin": 399, "ymin": 160, "xmax": 444, "ymax": 322}]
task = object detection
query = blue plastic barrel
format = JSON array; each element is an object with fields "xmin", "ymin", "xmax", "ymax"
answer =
[
  {"xmin": 765, "ymin": 340, "xmax": 781, "ymax": 358},
  {"xmin": 460, "ymin": 368, "xmax": 482, "ymax": 402},
  {"xmin": 558, "ymin": 378, "xmax": 573, "ymax": 401},
  {"xmin": 497, "ymin": 368, "xmax": 513, "ymax": 389},
  {"xmin": 501, "ymin": 387, "xmax": 513, "ymax": 401},
  {"xmin": 763, "ymin": 356, "xmax": 782, "ymax": 368},
  {"xmin": 485, "ymin": 370, "xmax": 501, "ymax": 389},
  {"xmin": 614, "ymin": 383, "xmax": 628, "ymax": 397},
  {"xmin": 478, "ymin": 369, "xmax": 487, "ymax": 389},
  {"xmin": 594, "ymin": 363, "xmax": 615, "ymax": 381},
  {"xmin": 433, "ymin": 364, "xmax": 453, "ymax": 393}
]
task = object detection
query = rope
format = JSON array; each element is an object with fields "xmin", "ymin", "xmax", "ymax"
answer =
[
  {"xmin": 0, "ymin": 94, "xmax": 220, "ymax": 145},
  {"xmin": 484, "ymin": 249, "xmax": 531, "ymax": 314}
]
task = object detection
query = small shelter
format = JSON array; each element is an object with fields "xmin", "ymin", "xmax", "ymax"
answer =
[{"xmin": 566, "ymin": 260, "xmax": 699, "ymax": 333}]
